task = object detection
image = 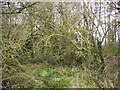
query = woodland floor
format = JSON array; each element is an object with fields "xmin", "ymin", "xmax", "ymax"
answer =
[{"xmin": 2, "ymin": 63, "xmax": 116, "ymax": 88}]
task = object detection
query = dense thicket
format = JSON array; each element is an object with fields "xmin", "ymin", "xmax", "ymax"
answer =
[{"xmin": 1, "ymin": 1, "xmax": 120, "ymax": 88}]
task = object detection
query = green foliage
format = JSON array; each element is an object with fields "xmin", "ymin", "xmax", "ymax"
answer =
[
  {"xmin": 1, "ymin": 2, "xmax": 119, "ymax": 88},
  {"xmin": 3, "ymin": 64, "xmax": 110, "ymax": 88},
  {"xmin": 103, "ymin": 42, "xmax": 118, "ymax": 57},
  {"xmin": 35, "ymin": 68, "xmax": 70, "ymax": 87}
]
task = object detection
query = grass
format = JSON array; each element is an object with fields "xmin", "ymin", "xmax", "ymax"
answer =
[{"xmin": 4, "ymin": 63, "xmax": 110, "ymax": 88}]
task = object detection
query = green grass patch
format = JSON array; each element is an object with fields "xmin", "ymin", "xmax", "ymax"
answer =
[{"xmin": 4, "ymin": 63, "xmax": 110, "ymax": 88}]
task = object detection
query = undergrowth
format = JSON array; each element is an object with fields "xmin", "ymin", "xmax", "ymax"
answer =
[{"xmin": 2, "ymin": 63, "xmax": 110, "ymax": 88}]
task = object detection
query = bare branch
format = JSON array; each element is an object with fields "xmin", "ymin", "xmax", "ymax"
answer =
[{"xmin": 1, "ymin": 2, "xmax": 39, "ymax": 14}]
